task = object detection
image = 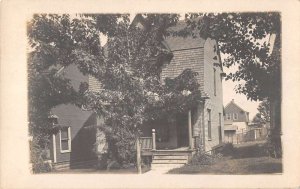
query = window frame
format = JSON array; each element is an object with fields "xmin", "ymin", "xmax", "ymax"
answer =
[
  {"xmin": 213, "ymin": 68, "xmax": 217, "ymax": 96},
  {"xmin": 226, "ymin": 113, "xmax": 231, "ymax": 120},
  {"xmin": 207, "ymin": 109, "xmax": 212, "ymax": 141},
  {"xmin": 218, "ymin": 113, "xmax": 222, "ymax": 144},
  {"xmin": 59, "ymin": 126, "xmax": 71, "ymax": 153},
  {"xmin": 233, "ymin": 113, "xmax": 238, "ymax": 120}
]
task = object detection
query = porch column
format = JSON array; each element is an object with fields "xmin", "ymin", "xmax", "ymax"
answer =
[
  {"xmin": 152, "ymin": 129, "xmax": 156, "ymax": 150},
  {"xmin": 188, "ymin": 110, "xmax": 193, "ymax": 149}
]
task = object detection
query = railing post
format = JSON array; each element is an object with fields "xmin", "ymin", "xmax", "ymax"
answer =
[
  {"xmin": 152, "ymin": 129, "xmax": 156, "ymax": 150},
  {"xmin": 136, "ymin": 138, "xmax": 142, "ymax": 174},
  {"xmin": 188, "ymin": 110, "xmax": 193, "ymax": 149}
]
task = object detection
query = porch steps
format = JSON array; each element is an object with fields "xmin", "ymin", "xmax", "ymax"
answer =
[{"xmin": 151, "ymin": 154, "xmax": 189, "ymax": 170}]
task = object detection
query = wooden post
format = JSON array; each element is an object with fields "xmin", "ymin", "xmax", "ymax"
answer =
[
  {"xmin": 136, "ymin": 138, "xmax": 142, "ymax": 174},
  {"xmin": 188, "ymin": 110, "xmax": 193, "ymax": 149},
  {"xmin": 152, "ymin": 129, "xmax": 156, "ymax": 150}
]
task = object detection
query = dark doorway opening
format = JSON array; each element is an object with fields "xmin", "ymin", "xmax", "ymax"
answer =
[{"xmin": 176, "ymin": 113, "xmax": 189, "ymax": 147}]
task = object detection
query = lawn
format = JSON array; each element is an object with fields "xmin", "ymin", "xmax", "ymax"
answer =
[
  {"xmin": 168, "ymin": 141, "xmax": 282, "ymax": 174},
  {"xmin": 50, "ymin": 166, "xmax": 150, "ymax": 174}
]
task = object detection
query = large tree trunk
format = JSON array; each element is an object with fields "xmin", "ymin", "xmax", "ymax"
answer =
[{"xmin": 268, "ymin": 97, "xmax": 282, "ymax": 158}]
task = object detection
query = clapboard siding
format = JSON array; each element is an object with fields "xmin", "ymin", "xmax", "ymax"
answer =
[
  {"xmin": 161, "ymin": 48, "xmax": 205, "ymax": 95},
  {"xmin": 88, "ymin": 75, "xmax": 102, "ymax": 92}
]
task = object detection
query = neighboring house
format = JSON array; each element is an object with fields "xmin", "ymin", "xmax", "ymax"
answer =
[
  {"xmin": 49, "ymin": 64, "xmax": 105, "ymax": 169},
  {"xmin": 48, "ymin": 19, "xmax": 225, "ymax": 169},
  {"xmin": 223, "ymin": 99, "xmax": 249, "ymax": 143}
]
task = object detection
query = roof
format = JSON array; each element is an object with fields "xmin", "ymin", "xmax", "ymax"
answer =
[
  {"xmin": 164, "ymin": 21, "xmax": 206, "ymax": 51},
  {"xmin": 224, "ymin": 120, "xmax": 233, "ymax": 125},
  {"xmin": 224, "ymin": 125, "xmax": 238, "ymax": 131},
  {"xmin": 224, "ymin": 100, "xmax": 248, "ymax": 113}
]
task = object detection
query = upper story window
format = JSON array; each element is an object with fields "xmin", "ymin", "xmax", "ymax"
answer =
[
  {"xmin": 213, "ymin": 68, "xmax": 217, "ymax": 96},
  {"xmin": 226, "ymin": 113, "xmax": 231, "ymax": 120},
  {"xmin": 59, "ymin": 127, "xmax": 71, "ymax": 153},
  {"xmin": 233, "ymin": 113, "xmax": 238, "ymax": 120}
]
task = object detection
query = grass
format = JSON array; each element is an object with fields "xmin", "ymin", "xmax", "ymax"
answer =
[
  {"xmin": 168, "ymin": 141, "xmax": 282, "ymax": 174},
  {"xmin": 50, "ymin": 166, "xmax": 151, "ymax": 174}
]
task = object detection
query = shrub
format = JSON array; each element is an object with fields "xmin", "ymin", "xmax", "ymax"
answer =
[
  {"xmin": 215, "ymin": 143, "xmax": 235, "ymax": 156},
  {"xmin": 265, "ymin": 134, "xmax": 282, "ymax": 158},
  {"xmin": 189, "ymin": 151, "xmax": 221, "ymax": 166},
  {"xmin": 30, "ymin": 134, "xmax": 52, "ymax": 173}
]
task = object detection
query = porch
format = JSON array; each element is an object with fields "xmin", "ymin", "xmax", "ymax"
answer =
[{"xmin": 140, "ymin": 110, "xmax": 196, "ymax": 154}]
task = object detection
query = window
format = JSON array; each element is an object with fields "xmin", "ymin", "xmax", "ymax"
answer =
[
  {"xmin": 233, "ymin": 113, "xmax": 238, "ymax": 120},
  {"xmin": 226, "ymin": 113, "xmax": 231, "ymax": 120},
  {"xmin": 59, "ymin": 127, "xmax": 71, "ymax": 153},
  {"xmin": 208, "ymin": 109, "xmax": 212, "ymax": 140},
  {"xmin": 213, "ymin": 68, "xmax": 217, "ymax": 96},
  {"xmin": 218, "ymin": 113, "xmax": 222, "ymax": 144}
]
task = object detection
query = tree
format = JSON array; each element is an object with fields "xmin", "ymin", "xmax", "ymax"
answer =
[
  {"xmin": 28, "ymin": 14, "xmax": 202, "ymax": 168},
  {"xmin": 253, "ymin": 99, "xmax": 270, "ymax": 124},
  {"xmin": 27, "ymin": 14, "xmax": 123, "ymax": 172},
  {"xmin": 182, "ymin": 13, "xmax": 281, "ymax": 157},
  {"xmin": 80, "ymin": 14, "xmax": 202, "ymax": 165}
]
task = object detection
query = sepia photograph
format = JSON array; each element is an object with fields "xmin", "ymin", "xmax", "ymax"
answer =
[
  {"xmin": 27, "ymin": 13, "xmax": 282, "ymax": 174},
  {"xmin": 1, "ymin": 0, "xmax": 300, "ymax": 188}
]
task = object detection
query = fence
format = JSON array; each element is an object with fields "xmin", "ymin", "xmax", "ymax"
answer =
[{"xmin": 224, "ymin": 127, "xmax": 268, "ymax": 144}]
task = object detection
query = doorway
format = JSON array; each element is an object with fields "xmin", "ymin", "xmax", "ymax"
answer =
[{"xmin": 176, "ymin": 113, "xmax": 189, "ymax": 147}]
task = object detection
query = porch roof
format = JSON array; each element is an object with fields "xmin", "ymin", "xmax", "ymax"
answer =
[{"xmin": 224, "ymin": 125, "xmax": 238, "ymax": 131}]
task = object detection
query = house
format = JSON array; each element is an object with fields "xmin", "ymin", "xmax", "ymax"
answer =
[
  {"xmin": 223, "ymin": 99, "xmax": 249, "ymax": 143},
  {"xmin": 47, "ymin": 19, "xmax": 225, "ymax": 169},
  {"xmin": 139, "ymin": 21, "xmax": 225, "ymax": 154},
  {"xmin": 48, "ymin": 64, "xmax": 106, "ymax": 169}
]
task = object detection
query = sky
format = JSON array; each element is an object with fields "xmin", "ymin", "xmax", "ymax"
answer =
[{"xmin": 222, "ymin": 66, "xmax": 260, "ymax": 121}]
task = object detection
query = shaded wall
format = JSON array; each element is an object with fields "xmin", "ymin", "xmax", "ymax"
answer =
[{"xmin": 203, "ymin": 38, "xmax": 224, "ymax": 151}]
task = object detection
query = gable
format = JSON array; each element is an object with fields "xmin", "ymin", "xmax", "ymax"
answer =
[
  {"xmin": 225, "ymin": 101, "xmax": 246, "ymax": 113},
  {"xmin": 224, "ymin": 101, "xmax": 249, "ymax": 122}
]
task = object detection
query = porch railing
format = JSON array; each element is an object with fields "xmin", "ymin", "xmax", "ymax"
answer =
[
  {"xmin": 140, "ymin": 137, "xmax": 153, "ymax": 150},
  {"xmin": 139, "ymin": 129, "xmax": 156, "ymax": 151}
]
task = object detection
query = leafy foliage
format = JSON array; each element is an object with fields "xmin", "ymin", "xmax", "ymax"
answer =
[
  {"xmin": 184, "ymin": 13, "xmax": 281, "ymax": 101},
  {"xmin": 28, "ymin": 14, "xmax": 203, "ymax": 168},
  {"xmin": 80, "ymin": 14, "xmax": 202, "ymax": 164},
  {"xmin": 252, "ymin": 99, "xmax": 270, "ymax": 124},
  {"xmin": 27, "ymin": 14, "xmax": 123, "ymax": 172},
  {"xmin": 183, "ymin": 13, "xmax": 281, "ymax": 157},
  {"xmin": 189, "ymin": 151, "xmax": 222, "ymax": 166}
]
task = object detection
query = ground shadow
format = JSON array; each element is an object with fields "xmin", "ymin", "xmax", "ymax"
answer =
[{"xmin": 231, "ymin": 143, "xmax": 268, "ymax": 159}]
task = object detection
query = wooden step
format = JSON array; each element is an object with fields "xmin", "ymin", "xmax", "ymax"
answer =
[
  {"xmin": 153, "ymin": 150, "xmax": 192, "ymax": 156},
  {"xmin": 152, "ymin": 159, "xmax": 188, "ymax": 164},
  {"xmin": 153, "ymin": 155, "xmax": 188, "ymax": 160}
]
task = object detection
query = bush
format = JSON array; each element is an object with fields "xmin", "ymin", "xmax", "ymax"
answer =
[
  {"xmin": 215, "ymin": 143, "xmax": 235, "ymax": 156},
  {"xmin": 265, "ymin": 134, "xmax": 282, "ymax": 158},
  {"xmin": 30, "ymin": 135, "xmax": 52, "ymax": 173},
  {"xmin": 189, "ymin": 151, "xmax": 221, "ymax": 166},
  {"xmin": 32, "ymin": 161, "xmax": 52, "ymax": 173}
]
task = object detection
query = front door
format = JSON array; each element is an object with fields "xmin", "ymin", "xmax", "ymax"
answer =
[{"xmin": 176, "ymin": 113, "xmax": 189, "ymax": 147}]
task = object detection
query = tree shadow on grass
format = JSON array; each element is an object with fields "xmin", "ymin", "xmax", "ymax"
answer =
[
  {"xmin": 246, "ymin": 161, "xmax": 282, "ymax": 174},
  {"xmin": 232, "ymin": 143, "xmax": 268, "ymax": 159}
]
